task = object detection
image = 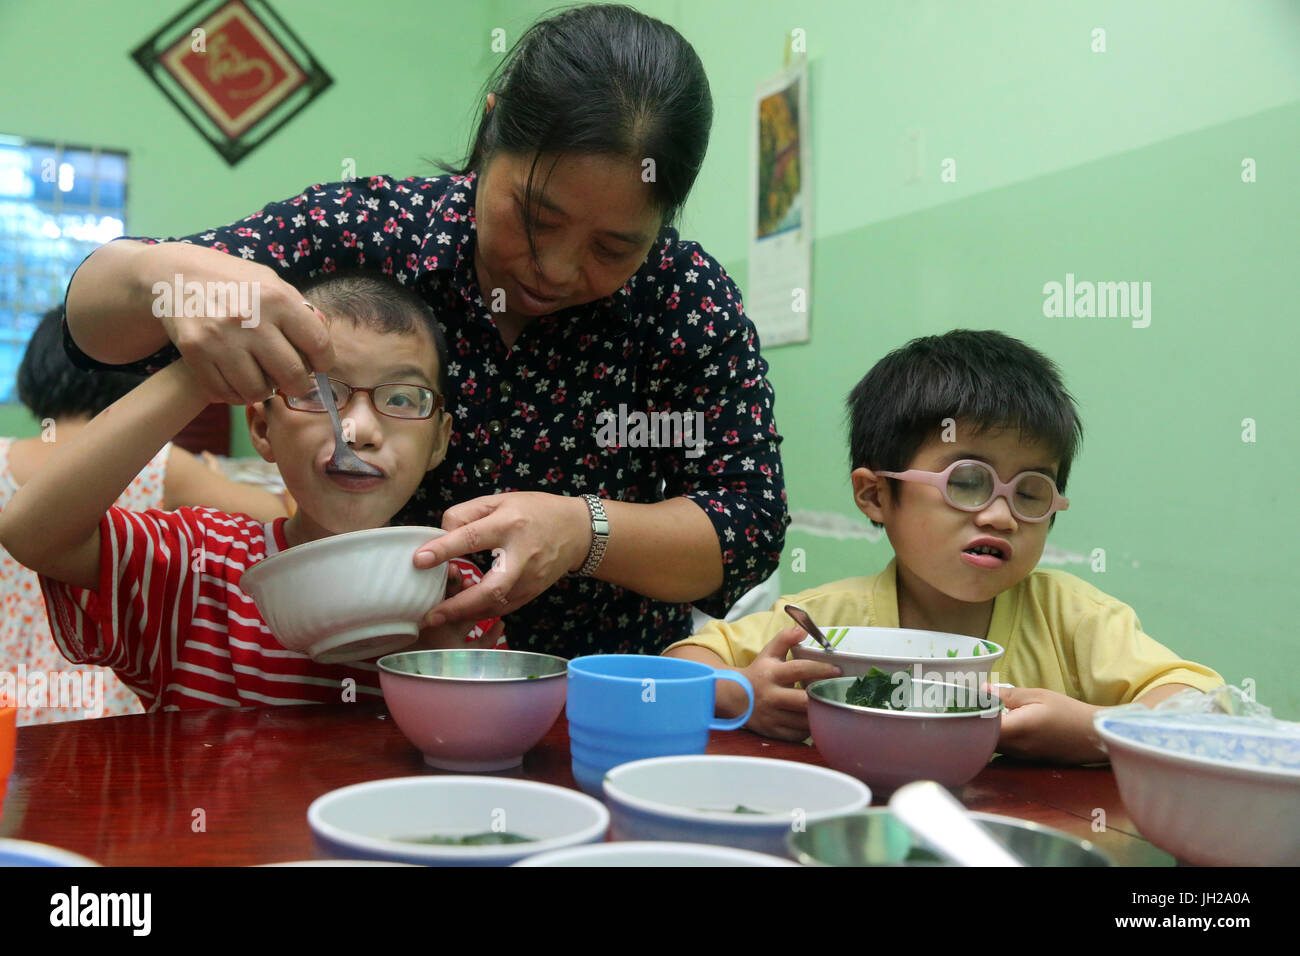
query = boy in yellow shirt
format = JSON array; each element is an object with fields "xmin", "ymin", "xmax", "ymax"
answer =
[{"xmin": 666, "ymin": 330, "xmax": 1222, "ymax": 763}]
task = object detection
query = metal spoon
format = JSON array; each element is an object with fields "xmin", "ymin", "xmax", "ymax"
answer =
[
  {"xmin": 888, "ymin": 780, "xmax": 1025, "ymax": 867},
  {"xmin": 301, "ymin": 301, "xmax": 383, "ymax": 479},
  {"xmin": 783, "ymin": 603, "xmax": 835, "ymax": 653}
]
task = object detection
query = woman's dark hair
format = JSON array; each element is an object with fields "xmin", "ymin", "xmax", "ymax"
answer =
[
  {"xmin": 438, "ymin": 3, "xmax": 713, "ymax": 255},
  {"xmin": 18, "ymin": 309, "xmax": 144, "ymax": 420},
  {"xmin": 297, "ymin": 271, "xmax": 451, "ymax": 397},
  {"xmin": 846, "ymin": 330, "xmax": 1083, "ymax": 529}
]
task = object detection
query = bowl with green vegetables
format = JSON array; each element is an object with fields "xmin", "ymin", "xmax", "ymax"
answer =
[
  {"xmin": 806, "ymin": 672, "xmax": 1003, "ymax": 793},
  {"xmin": 307, "ymin": 776, "xmax": 609, "ymax": 866},
  {"xmin": 602, "ymin": 754, "xmax": 871, "ymax": 856}
]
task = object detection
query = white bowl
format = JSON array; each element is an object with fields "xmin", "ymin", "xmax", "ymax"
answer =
[
  {"xmin": 240, "ymin": 526, "xmax": 449, "ymax": 664},
  {"xmin": 257, "ymin": 860, "xmax": 418, "ymax": 867},
  {"xmin": 791, "ymin": 626, "xmax": 1005, "ymax": 684},
  {"xmin": 602, "ymin": 755, "xmax": 871, "ymax": 856},
  {"xmin": 513, "ymin": 841, "xmax": 798, "ymax": 867},
  {"xmin": 1095, "ymin": 711, "xmax": 1300, "ymax": 866},
  {"xmin": 307, "ymin": 776, "xmax": 609, "ymax": 866},
  {"xmin": 0, "ymin": 839, "xmax": 100, "ymax": 866}
]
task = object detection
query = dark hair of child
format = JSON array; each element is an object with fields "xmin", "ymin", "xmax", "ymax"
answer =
[
  {"xmin": 296, "ymin": 271, "xmax": 451, "ymax": 398},
  {"xmin": 18, "ymin": 308, "xmax": 145, "ymax": 421},
  {"xmin": 846, "ymin": 329, "xmax": 1083, "ymax": 529}
]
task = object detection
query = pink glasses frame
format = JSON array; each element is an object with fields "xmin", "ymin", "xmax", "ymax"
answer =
[{"xmin": 876, "ymin": 459, "xmax": 1070, "ymax": 523}]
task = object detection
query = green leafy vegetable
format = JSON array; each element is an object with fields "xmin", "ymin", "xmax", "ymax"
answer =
[
  {"xmin": 843, "ymin": 667, "xmax": 986, "ymax": 713},
  {"xmin": 399, "ymin": 831, "xmax": 534, "ymax": 845},
  {"xmin": 845, "ymin": 667, "xmax": 903, "ymax": 709},
  {"xmin": 697, "ymin": 804, "xmax": 767, "ymax": 814},
  {"xmin": 946, "ymin": 649, "xmax": 959, "ymax": 658}
]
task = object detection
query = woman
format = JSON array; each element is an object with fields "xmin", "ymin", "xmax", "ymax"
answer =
[{"xmin": 62, "ymin": 4, "xmax": 787, "ymax": 654}]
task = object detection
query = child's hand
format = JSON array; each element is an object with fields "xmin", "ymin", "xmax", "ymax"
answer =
[
  {"xmin": 412, "ymin": 564, "xmax": 504, "ymax": 650},
  {"xmin": 738, "ymin": 626, "xmax": 842, "ymax": 742},
  {"xmin": 989, "ymin": 685, "xmax": 1105, "ymax": 765}
]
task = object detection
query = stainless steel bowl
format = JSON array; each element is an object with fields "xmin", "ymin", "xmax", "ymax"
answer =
[
  {"xmin": 376, "ymin": 650, "xmax": 568, "ymax": 772},
  {"xmin": 377, "ymin": 648, "xmax": 567, "ymax": 682},
  {"xmin": 786, "ymin": 809, "xmax": 1112, "ymax": 866}
]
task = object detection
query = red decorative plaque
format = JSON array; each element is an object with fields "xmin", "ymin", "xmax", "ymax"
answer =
[{"xmin": 132, "ymin": 0, "xmax": 331, "ymax": 165}]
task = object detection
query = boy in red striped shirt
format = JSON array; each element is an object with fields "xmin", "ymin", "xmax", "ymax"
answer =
[{"xmin": 0, "ymin": 273, "xmax": 499, "ymax": 711}]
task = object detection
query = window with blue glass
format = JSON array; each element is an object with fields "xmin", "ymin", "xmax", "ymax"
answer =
[{"xmin": 0, "ymin": 137, "xmax": 126, "ymax": 402}]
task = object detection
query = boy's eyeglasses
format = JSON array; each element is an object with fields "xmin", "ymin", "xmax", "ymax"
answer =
[
  {"xmin": 876, "ymin": 459, "xmax": 1070, "ymax": 523},
  {"xmin": 273, "ymin": 378, "xmax": 443, "ymax": 420}
]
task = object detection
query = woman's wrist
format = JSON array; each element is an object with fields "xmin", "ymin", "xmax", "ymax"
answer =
[
  {"xmin": 584, "ymin": 498, "xmax": 722, "ymax": 603},
  {"xmin": 566, "ymin": 493, "xmax": 597, "ymax": 573}
]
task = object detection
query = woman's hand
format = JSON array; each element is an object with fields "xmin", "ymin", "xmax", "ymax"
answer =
[
  {"xmin": 145, "ymin": 243, "xmax": 334, "ymax": 405},
  {"xmin": 411, "ymin": 563, "xmax": 506, "ymax": 649},
  {"xmin": 415, "ymin": 492, "xmax": 591, "ymax": 628}
]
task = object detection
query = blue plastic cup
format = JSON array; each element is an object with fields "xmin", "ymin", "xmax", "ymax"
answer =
[{"xmin": 566, "ymin": 655, "xmax": 755, "ymax": 796}]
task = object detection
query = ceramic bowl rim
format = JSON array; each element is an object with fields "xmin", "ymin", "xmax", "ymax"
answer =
[
  {"xmin": 1094, "ymin": 714, "xmax": 1300, "ymax": 782},
  {"xmin": 241, "ymin": 525, "xmax": 446, "ymax": 591},
  {"xmin": 807, "ymin": 676, "xmax": 1004, "ymax": 719},
  {"xmin": 376, "ymin": 648, "xmax": 569, "ymax": 684},
  {"xmin": 306, "ymin": 776, "xmax": 609, "ymax": 863},
  {"xmin": 602, "ymin": 754, "xmax": 872, "ymax": 823},
  {"xmin": 512, "ymin": 840, "xmax": 799, "ymax": 867},
  {"xmin": 795, "ymin": 626, "xmax": 1005, "ymax": 666},
  {"xmin": 0, "ymin": 838, "xmax": 102, "ymax": 866}
]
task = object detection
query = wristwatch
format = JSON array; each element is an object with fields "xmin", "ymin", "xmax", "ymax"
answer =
[{"xmin": 574, "ymin": 494, "xmax": 610, "ymax": 577}]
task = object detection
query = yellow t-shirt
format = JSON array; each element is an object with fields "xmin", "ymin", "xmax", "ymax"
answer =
[{"xmin": 667, "ymin": 559, "xmax": 1223, "ymax": 706}]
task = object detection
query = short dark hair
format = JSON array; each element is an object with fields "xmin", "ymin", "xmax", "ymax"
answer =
[
  {"xmin": 18, "ymin": 308, "xmax": 144, "ymax": 420},
  {"xmin": 296, "ymin": 271, "xmax": 450, "ymax": 397},
  {"xmin": 438, "ymin": 3, "xmax": 713, "ymax": 254},
  {"xmin": 846, "ymin": 330, "xmax": 1083, "ymax": 528}
]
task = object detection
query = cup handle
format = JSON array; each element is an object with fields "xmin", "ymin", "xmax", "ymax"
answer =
[{"xmin": 709, "ymin": 670, "xmax": 755, "ymax": 731}]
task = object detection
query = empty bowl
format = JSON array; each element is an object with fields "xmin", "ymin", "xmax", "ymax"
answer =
[
  {"xmin": 1095, "ymin": 711, "xmax": 1300, "ymax": 866},
  {"xmin": 602, "ymin": 755, "xmax": 871, "ymax": 856},
  {"xmin": 307, "ymin": 776, "xmax": 608, "ymax": 866},
  {"xmin": 807, "ymin": 676, "xmax": 1002, "ymax": 792},
  {"xmin": 787, "ymin": 810, "xmax": 1111, "ymax": 866},
  {"xmin": 513, "ymin": 841, "xmax": 798, "ymax": 867},
  {"xmin": 791, "ymin": 626, "xmax": 1005, "ymax": 684},
  {"xmin": 240, "ymin": 526, "xmax": 449, "ymax": 664},
  {"xmin": 378, "ymin": 649, "xmax": 567, "ymax": 771}
]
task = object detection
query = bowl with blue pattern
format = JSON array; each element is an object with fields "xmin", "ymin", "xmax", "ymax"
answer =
[{"xmin": 1094, "ymin": 711, "xmax": 1300, "ymax": 866}]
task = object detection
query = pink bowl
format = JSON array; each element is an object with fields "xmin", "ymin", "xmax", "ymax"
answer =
[
  {"xmin": 377, "ymin": 650, "xmax": 567, "ymax": 771},
  {"xmin": 807, "ymin": 677, "xmax": 1002, "ymax": 793}
]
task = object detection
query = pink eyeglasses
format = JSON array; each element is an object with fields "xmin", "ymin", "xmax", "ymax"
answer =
[{"xmin": 876, "ymin": 459, "xmax": 1069, "ymax": 523}]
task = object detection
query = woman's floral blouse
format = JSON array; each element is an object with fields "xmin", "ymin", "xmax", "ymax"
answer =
[{"xmin": 62, "ymin": 172, "xmax": 789, "ymax": 655}]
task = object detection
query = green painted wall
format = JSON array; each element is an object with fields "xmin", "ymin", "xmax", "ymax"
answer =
[{"xmin": 3, "ymin": 1, "xmax": 1296, "ymax": 714}]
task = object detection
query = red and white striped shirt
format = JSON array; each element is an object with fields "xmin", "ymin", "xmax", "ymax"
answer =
[{"xmin": 39, "ymin": 507, "xmax": 496, "ymax": 711}]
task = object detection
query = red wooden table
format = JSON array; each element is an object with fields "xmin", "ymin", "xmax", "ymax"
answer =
[{"xmin": 0, "ymin": 702, "xmax": 1171, "ymax": 866}]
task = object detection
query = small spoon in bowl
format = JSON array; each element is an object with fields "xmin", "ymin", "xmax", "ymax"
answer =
[
  {"xmin": 888, "ymin": 781, "xmax": 1025, "ymax": 867},
  {"xmin": 784, "ymin": 603, "xmax": 835, "ymax": 653},
  {"xmin": 301, "ymin": 301, "xmax": 383, "ymax": 479}
]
